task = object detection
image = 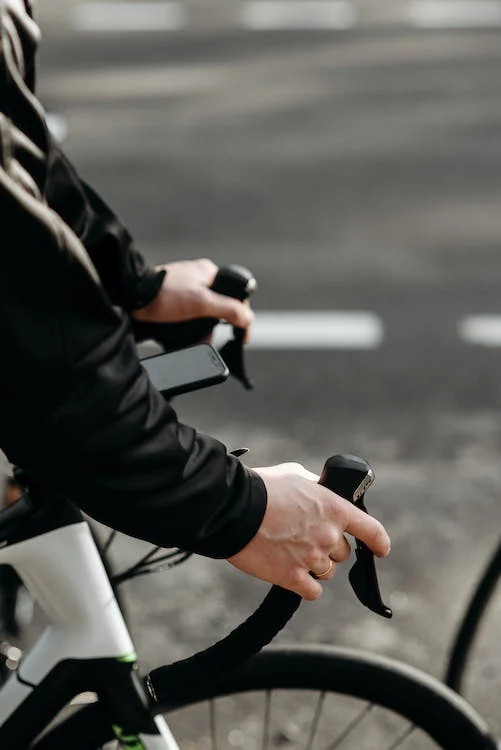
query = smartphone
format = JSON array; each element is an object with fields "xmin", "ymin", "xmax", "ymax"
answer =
[{"xmin": 140, "ymin": 344, "xmax": 229, "ymax": 397}]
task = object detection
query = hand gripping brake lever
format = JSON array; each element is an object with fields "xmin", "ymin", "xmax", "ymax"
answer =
[
  {"xmin": 320, "ymin": 454, "xmax": 392, "ymax": 618},
  {"xmin": 146, "ymin": 453, "xmax": 391, "ymax": 708},
  {"xmin": 132, "ymin": 265, "xmax": 256, "ymax": 389}
]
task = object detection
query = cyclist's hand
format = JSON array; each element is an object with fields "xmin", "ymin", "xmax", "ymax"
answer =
[
  {"xmin": 228, "ymin": 463, "xmax": 391, "ymax": 601},
  {"xmin": 132, "ymin": 258, "xmax": 254, "ymax": 341}
]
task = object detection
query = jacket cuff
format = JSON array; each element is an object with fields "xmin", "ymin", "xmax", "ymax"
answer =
[
  {"xmin": 128, "ymin": 266, "xmax": 166, "ymax": 311},
  {"xmin": 207, "ymin": 467, "xmax": 268, "ymax": 559}
]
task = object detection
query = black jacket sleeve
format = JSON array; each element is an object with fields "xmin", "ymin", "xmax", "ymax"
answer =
[
  {"xmin": 45, "ymin": 143, "xmax": 165, "ymax": 312},
  {"xmin": 0, "ymin": 0, "xmax": 267, "ymax": 558}
]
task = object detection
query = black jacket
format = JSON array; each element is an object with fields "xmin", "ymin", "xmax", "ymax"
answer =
[{"xmin": 0, "ymin": 0, "xmax": 266, "ymax": 557}]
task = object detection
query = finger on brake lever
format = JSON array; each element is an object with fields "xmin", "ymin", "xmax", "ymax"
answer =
[{"xmin": 319, "ymin": 454, "xmax": 392, "ymax": 619}]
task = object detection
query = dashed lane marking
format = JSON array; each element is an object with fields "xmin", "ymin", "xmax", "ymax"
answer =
[
  {"xmin": 408, "ymin": 0, "xmax": 501, "ymax": 28},
  {"xmin": 72, "ymin": 1, "xmax": 187, "ymax": 32},
  {"xmin": 137, "ymin": 312, "xmax": 383, "ymax": 356},
  {"xmin": 241, "ymin": 0, "xmax": 356, "ymax": 30},
  {"xmin": 459, "ymin": 316, "xmax": 501, "ymax": 347},
  {"xmin": 69, "ymin": 0, "xmax": 501, "ymax": 32},
  {"xmin": 214, "ymin": 311, "xmax": 383, "ymax": 349}
]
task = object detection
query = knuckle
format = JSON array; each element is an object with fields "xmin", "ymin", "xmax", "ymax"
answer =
[
  {"xmin": 287, "ymin": 567, "xmax": 306, "ymax": 589},
  {"xmin": 304, "ymin": 586, "xmax": 322, "ymax": 601},
  {"xmin": 200, "ymin": 258, "xmax": 217, "ymax": 272},
  {"xmin": 328, "ymin": 494, "xmax": 348, "ymax": 521},
  {"xmin": 278, "ymin": 461, "xmax": 304, "ymax": 475},
  {"xmin": 337, "ymin": 542, "xmax": 351, "ymax": 562},
  {"xmin": 323, "ymin": 526, "xmax": 341, "ymax": 549},
  {"xmin": 306, "ymin": 550, "xmax": 324, "ymax": 570},
  {"xmin": 316, "ymin": 525, "xmax": 340, "ymax": 552}
]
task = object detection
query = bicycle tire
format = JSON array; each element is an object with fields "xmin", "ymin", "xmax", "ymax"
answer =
[
  {"xmin": 445, "ymin": 540, "xmax": 501, "ymax": 694},
  {"xmin": 41, "ymin": 645, "xmax": 497, "ymax": 749},
  {"xmin": 153, "ymin": 645, "xmax": 497, "ymax": 750}
]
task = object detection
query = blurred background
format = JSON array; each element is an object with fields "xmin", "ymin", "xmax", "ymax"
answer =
[{"xmin": 3, "ymin": 0, "xmax": 501, "ymax": 739}]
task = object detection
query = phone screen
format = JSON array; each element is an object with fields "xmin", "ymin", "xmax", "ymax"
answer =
[{"xmin": 141, "ymin": 344, "xmax": 229, "ymax": 396}]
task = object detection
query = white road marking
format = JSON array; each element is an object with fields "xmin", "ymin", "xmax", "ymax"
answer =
[
  {"xmin": 242, "ymin": 0, "xmax": 356, "ymax": 30},
  {"xmin": 459, "ymin": 316, "xmax": 501, "ymax": 346},
  {"xmin": 137, "ymin": 313, "xmax": 383, "ymax": 354},
  {"xmin": 215, "ymin": 311, "xmax": 383, "ymax": 349},
  {"xmin": 72, "ymin": 2, "xmax": 186, "ymax": 32},
  {"xmin": 408, "ymin": 0, "xmax": 501, "ymax": 28}
]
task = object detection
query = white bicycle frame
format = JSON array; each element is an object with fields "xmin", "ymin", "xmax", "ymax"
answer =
[{"xmin": 0, "ymin": 512, "xmax": 178, "ymax": 749}]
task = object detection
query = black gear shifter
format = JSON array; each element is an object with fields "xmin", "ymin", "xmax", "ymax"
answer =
[
  {"xmin": 319, "ymin": 454, "xmax": 392, "ymax": 619},
  {"xmin": 213, "ymin": 265, "xmax": 255, "ymax": 390}
]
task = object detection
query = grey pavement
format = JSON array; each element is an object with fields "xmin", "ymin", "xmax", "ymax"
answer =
[{"xmin": 3, "ymin": 2, "xmax": 501, "ymax": 741}]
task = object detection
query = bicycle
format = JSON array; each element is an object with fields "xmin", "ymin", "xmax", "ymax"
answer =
[
  {"xmin": 0, "ymin": 446, "xmax": 498, "ymax": 749},
  {"xmin": 0, "ymin": 269, "xmax": 499, "ymax": 749}
]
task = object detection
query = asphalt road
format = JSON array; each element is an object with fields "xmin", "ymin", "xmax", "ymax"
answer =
[{"xmin": 12, "ymin": 3, "xmax": 501, "ymax": 738}]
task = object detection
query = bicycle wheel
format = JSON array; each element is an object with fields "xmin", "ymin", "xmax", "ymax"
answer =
[
  {"xmin": 35, "ymin": 645, "xmax": 497, "ymax": 750},
  {"xmin": 445, "ymin": 540, "xmax": 501, "ymax": 694},
  {"xmin": 152, "ymin": 645, "xmax": 497, "ymax": 750}
]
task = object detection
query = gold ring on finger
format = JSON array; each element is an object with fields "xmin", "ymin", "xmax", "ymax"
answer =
[{"xmin": 316, "ymin": 559, "xmax": 333, "ymax": 578}]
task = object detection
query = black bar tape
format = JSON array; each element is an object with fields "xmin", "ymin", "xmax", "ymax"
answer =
[{"xmin": 147, "ymin": 585, "xmax": 300, "ymax": 706}]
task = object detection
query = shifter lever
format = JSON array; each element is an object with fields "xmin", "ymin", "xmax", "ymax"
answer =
[
  {"xmin": 213, "ymin": 265, "xmax": 255, "ymax": 390},
  {"xmin": 319, "ymin": 454, "xmax": 392, "ymax": 619}
]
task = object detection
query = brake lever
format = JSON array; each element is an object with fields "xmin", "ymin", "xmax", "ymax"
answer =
[
  {"xmin": 319, "ymin": 454, "xmax": 392, "ymax": 619},
  {"xmin": 212, "ymin": 265, "xmax": 256, "ymax": 390}
]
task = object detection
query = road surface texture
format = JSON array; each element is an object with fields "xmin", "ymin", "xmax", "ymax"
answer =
[{"xmin": 2, "ymin": 0, "xmax": 501, "ymax": 742}]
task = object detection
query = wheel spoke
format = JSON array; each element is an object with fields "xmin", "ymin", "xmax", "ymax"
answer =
[
  {"xmin": 262, "ymin": 689, "xmax": 271, "ymax": 750},
  {"xmin": 324, "ymin": 703, "xmax": 374, "ymax": 750},
  {"xmin": 304, "ymin": 691, "xmax": 326, "ymax": 750},
  {"xmin": 209, "ymin": 698, "xmax": 218, "ymax": 750},
  {"xmin": 386, "ymin": 724, "xmax": 416, "ymax": 750}
]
